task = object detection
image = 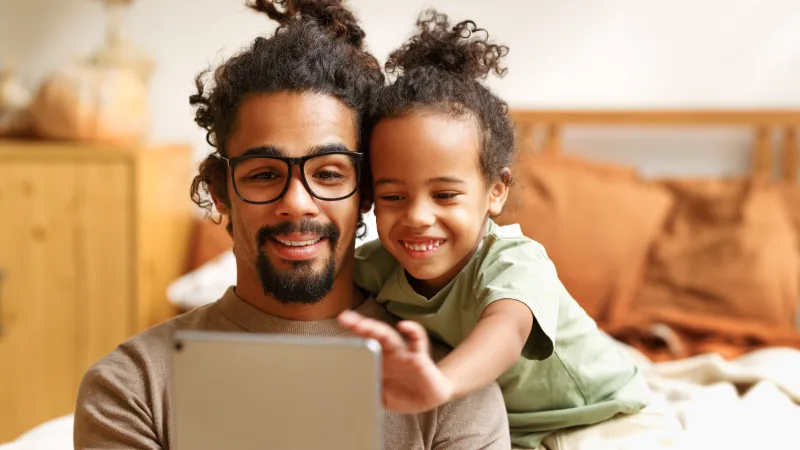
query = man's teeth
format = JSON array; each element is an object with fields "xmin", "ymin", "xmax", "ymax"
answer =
[
  {"xmin": 402, "ymin": 240, "xmax": 443, "ymax": 251},
  {"xmin": 275, "ymin": 237, "xmax": 322, "ymax": 247}
]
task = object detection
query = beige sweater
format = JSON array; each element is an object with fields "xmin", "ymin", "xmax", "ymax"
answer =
[{"xmin": 74, "ymin": 288, "xmax": 510, "ymax": 449}]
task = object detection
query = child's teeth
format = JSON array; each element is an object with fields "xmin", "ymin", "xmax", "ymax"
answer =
[{"xmin": 404, "ymin": 240, "xmax": 442, "ymax": 251}]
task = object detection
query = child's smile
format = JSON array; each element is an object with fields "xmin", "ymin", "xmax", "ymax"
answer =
[{"xmin": 399, "ymin": 237, "xmax": 447, "ymax": 259}]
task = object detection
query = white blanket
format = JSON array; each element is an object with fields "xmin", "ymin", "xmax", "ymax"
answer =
[
  {"xmin": 618, "ymin": 344, "xmax": 800, "ymax": 450},
  {"xmin": 3, "ymin": 345, "xmax": 799, "ymax": 449}
]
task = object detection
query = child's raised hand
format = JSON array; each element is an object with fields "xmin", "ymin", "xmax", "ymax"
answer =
[{"xmin": 337, "ymin": 310, "xmax": 455, "ymax": 413}]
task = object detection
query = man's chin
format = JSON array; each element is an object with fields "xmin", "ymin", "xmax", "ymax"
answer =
[
  {"xmin": 256, "ymin": 253, "xmax": 335, "ymax": 304},
  {"xmin": 268, "ymin": 255, "xmax": 321, "ymax": 271}
]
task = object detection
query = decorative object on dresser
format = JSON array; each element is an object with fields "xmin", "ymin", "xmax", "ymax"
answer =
[
  {"xmin": 0, "ymin": 139, "xmax": 193, "ymax": 442},
  {"xmin": 88, "ymin": 0, "xmax": 154, "ymax": 83},
  {"xmin": 27, "ymin": 0, "xmax": 154, "ymax": 144}
]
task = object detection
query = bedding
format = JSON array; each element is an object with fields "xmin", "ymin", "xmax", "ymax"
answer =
[
  {"xmin": 625, "ymin": 178, "xmax": 799, "ymax": 334},
  {"xmin": 496, "ymin": 152, "xmax": 800, "ymax": 360},
  {"xmin": 619, "ymin": 344, "xmax": 800, "ymax": 449}
]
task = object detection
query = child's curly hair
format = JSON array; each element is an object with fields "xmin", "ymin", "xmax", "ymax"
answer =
[{"xmin": 367, "ymin": 10, "xmax": 514, "ymax": 186}]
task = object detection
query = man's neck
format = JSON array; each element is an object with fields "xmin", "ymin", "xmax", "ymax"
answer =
[{"xmin": 234, "ymin": 270, "xmax": 364, "ymax": 321}]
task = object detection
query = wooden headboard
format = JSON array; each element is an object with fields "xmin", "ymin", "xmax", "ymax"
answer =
[{"xmin": 509, "ymin": 110, "xmax": 800, "ymax": 182}]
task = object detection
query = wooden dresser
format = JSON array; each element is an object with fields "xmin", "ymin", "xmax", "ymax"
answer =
[{"xmin": 0, "ymin": 140, "xmax": 194, "ymax": 441}]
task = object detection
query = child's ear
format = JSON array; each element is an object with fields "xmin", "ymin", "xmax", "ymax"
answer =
[
  {"xmin": 488, "ymin": 168, "xmax": 511, "ymax": 217},
  {"xmin": 360, "ymin": 199, "xmax": 373, "ymax": 214},
  {"xmin": 359, "ymin": 183, "xmax": 373, "ymax": 214}
]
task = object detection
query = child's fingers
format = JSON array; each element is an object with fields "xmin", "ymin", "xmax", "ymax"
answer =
[
  {"xmin": 397, "ymin": 320, "xmax": 429, "ymax": 356},
  {"xmin": 339, "ymin": 311, "xmax": 407, "ymax": 353},
  {"xmin": 337, "ymin": 309, "xmax": 363, "ymax": 328}
]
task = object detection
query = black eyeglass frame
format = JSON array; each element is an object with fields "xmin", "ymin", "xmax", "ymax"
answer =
[{"xmin": 219, "ymin": 151, "xmax": 363, "ymax": 205}]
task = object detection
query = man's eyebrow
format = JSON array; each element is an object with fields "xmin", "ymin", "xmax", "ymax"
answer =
[
  {"xmin": 307, "ymin": 143, "xmax": 352, "ymax": 156},
  {"xmin": 242, "ymin": 146, "xmax": 283, "ymax": 157}
]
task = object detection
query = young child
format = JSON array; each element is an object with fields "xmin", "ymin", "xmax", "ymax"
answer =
[{"xmin": 339, "ymin": 10, "xmax": 679, "ymax": 449}]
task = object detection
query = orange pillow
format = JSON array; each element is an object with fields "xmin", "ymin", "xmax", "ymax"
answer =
[
  {"xmin": 779, "ymin": 183, "xmax": 800, "ymax": 313},
  {"xmin": 627, "ymin": 178, "xmax": 799, "ymax": 333},
  {"xmin": 496, "ymin": 152, "xmax": 673, "ymax": 322}
]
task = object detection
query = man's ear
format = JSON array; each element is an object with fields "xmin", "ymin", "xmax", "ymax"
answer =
[
  {"xmin": 210, "ymin": 182, "xmax": 231, "ymax": 217},
  {"xmin": 487, "ymin": 168, "xmax": 511, "ymax": 217}
]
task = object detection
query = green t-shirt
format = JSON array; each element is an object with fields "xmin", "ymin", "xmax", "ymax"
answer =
[{"xmin": 355, "ymin": 220, "xmax": 651, "ymax": 448}]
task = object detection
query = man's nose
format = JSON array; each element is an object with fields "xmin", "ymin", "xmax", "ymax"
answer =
[{"xmin": 274, "ymin": 166, "xmax": 320, "ymax": 218}]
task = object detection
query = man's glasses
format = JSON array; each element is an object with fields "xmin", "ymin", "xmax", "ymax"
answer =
[{"xmin": 220, "ymin": 151, "xmax": 363, "ymax": 204}]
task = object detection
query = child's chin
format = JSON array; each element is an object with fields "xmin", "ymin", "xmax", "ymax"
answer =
[{"xmin": 405, "ymin": 266, "xmax": 445, "ymax": 282}]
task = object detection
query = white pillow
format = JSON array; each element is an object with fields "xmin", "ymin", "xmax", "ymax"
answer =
[{"xmin": 0, "ymin": 415, "xmax": 73, "ymax": 450}]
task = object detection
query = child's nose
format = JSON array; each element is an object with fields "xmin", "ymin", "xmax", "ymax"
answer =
[{"xmin": 402, "ymin": 200, "xmax": 436, "ymax": 229}]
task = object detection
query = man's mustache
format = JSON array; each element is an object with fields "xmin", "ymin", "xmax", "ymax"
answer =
[{"xmin": 257, "ymin": 221, "xmax": 340, "ymax": 248}]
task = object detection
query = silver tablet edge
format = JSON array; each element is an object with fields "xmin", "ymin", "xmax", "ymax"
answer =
[
  {"xmin": 172, "ymin": 329, "xmax": 382, "ymax": 355},
  {"xmin": 169, "ymin": 329, "xmax": 384, "ymax": 449}
]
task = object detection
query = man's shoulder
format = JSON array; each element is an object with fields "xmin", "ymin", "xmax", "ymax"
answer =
[
  {"xmin": 74, "ymin": 306, "xmax": 222, "ymax": 449},
  {"xmin": 80, "ymin": 303, "xmax": 222, "ymax": 390}
]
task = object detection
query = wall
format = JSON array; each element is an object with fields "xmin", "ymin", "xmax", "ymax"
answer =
[{"xmin": 3, "ymin": 0, "xmax": 800, "ymax": 241}]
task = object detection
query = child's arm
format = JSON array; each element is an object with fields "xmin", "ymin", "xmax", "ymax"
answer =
[{"xmin": 437, "ymin": 299, "xmax": 533, "ymax": 399}]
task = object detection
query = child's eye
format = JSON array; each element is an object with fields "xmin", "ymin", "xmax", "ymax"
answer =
[
  {"xmin": 380, "ymin": 195, "xmax": 404, "ymax": 202},
  {"xmin": 434, "ymin": 193, "xmax": 458, "ymax": 200}
]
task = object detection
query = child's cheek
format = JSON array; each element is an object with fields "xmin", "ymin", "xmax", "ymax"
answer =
[{"xmin": 374, "ymin": 209, "xmax": 392, "ymax": 236}]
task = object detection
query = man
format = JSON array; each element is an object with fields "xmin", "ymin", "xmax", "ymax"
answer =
[{"xmin": 73, "ymin": 1, "xmax": 510, "ymax": 449}]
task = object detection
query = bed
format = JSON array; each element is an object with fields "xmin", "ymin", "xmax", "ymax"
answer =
[
  {"xmin": 502, "ymin": 109, "xmax": 800, "ymax": 360},
  {"xmin": 4, "ymin": 109, "xmax": 800, "ymax": 449}
]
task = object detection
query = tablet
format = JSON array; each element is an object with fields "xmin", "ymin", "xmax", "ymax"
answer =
[{"xmin": 171, "ymin": 330, "xmax": 382, "ymax": 450}]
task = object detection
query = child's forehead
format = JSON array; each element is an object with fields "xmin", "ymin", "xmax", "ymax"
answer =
[
  {"xmin": 370, "ymin": 116, "xmax": 484, "ymax": 186},
  {"xmin": 371, "ymin": 113, "xmax": 482, "ymax": 158}
]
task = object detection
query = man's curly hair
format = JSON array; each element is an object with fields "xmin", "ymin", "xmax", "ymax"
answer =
[
  {"xmin": 367, "ymin": 10, "xmax": 514, "ymax": 186},
  {"xmin": 189, "ymin": 0, "xmax": 384, "ymax": 235}
]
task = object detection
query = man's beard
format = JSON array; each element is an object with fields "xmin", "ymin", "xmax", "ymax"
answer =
[{"xmin": 255, "ymin": 220, "xmax": 340, "ymax": 304}]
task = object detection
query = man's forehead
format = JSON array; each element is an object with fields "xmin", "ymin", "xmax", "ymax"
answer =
[{"xmin": 227, "ymin": 92, "xmax": 359, "ymax": 158}]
